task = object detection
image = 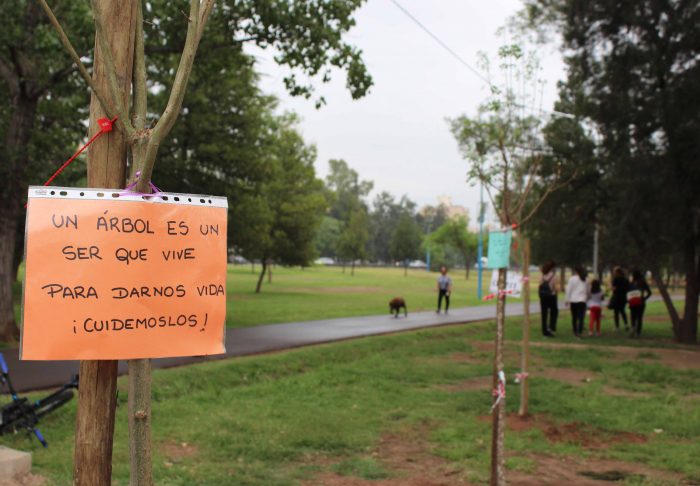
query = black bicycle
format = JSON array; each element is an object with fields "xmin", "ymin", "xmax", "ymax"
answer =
[{"xmin": 0, "ymin": 352, "xmax": 78, "ymax": 447}]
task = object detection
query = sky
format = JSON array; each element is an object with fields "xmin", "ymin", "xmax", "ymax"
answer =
[{"xmin": 246, "ymin": 0, "xmax": 566, "ymax": 225}]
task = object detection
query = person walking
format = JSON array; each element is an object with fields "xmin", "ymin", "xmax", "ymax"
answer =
[
  {"xmin": 627, "ymin": 269, "xmax": 652, "ymax": 337},
  {"xmin": 587, "ymin": 279, "xmax": 605, "ymax": 336},
  {"xmin": 565, "ymin": 266, "xmax": 588, "ymax": 339},
  {"xmin": 436, "ymin": 265, "xmax": 452, "ymax": 314},
  {"xmin": 610, "ymin": 266, "xmax": 630, "ymax": 331},
  {"xmin": 538, "ymin": 261, "xmax": 558, "ymax": 337}
]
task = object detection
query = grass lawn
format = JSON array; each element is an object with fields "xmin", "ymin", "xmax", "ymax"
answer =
[
  {"xmin": 224, "ymin": 264, "xmax": 540, "ymax": 328},
  {"xmin": 13, "ymin": 264, "xmax": 540, "ymax": 329},
  {"xmin": 5, "ymin": 301, "xmax": 699, "ymax": 485}
]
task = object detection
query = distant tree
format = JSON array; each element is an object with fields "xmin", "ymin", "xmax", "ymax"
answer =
[
  {"xmin": 235, "ymin": 115, "xmax": 325, "ymax": 292},
  {"xmin": 0, "ymin": 1, "xmax": 93, "ymax": 341},
  {"xmin": 432, "ymin": 217, "xmax": 478, "ymax": 279},
  {"xmin": 523, "ymin": 0, "xmax": 700, "ymax": 343},
  {"xmin": 416, "ymin": 203, "xmax": 450, "ymax": 234},
  {"xmin": 368, "ymin": 192, "xmax": 417, "ymax": 263},
  {"xmin": 314, "ymin": 216, "xmax": 342, "ymax": 258},
  {"xmin": 390, "ymin": 214, "xmax": 423, "ymax": 276},
  {"xmin": 336, "ymin": 208, "xmax": 369, "ymax": 276},
  {"xmin": 422, "ymin": 233, "xmax": 462, "ymax": 271},
  {"xmin": 325, "ymin": 158, "xmax": 373, "ymax": 221},
  {"xmin": 527, "ymin": 81, "xmax": 597, "ymax": 270}
]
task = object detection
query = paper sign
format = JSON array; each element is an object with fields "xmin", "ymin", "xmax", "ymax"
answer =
[
  {"xmin": 489, "ymin": 270, "xmax": 523, "ymax": 298},
  {"xmin": 20, "ymin": 187, "xmax": 228, "ymax": 361},
  {"xmin": 487, "ymin": 229, "xmax": 512, "ymax": 269}
]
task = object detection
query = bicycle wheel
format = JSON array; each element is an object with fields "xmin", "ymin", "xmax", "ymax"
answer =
[{"xmin": 34, "ymin": 389, "xmax": 74, "ymax": 419}]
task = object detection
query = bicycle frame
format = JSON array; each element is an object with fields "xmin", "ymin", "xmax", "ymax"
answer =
[{"xmin": 0, "ymin": 352, "xmax": 78, "ymax": 447}]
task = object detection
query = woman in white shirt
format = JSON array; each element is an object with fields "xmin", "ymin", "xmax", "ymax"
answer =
[{"xmin": 565, "ymin": 266, "xmax": 588, "ymax": 338}]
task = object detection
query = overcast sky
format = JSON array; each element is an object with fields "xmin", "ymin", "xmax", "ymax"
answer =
[{"xmin": 247, "ymin": 0, "xmax": 565, "ymax": 223}]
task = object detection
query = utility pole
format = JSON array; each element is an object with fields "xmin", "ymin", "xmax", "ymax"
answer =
[
  {"xmin": 593, "ymin": 223, "xmax": 599, "ymax": 278},
  {"xmin": 73, "ymin": 1, "xmax": 137, "ymax": 484},
  {"xmin": 477, "ymin": 182, "xmax": 485, "ymax": 299}
]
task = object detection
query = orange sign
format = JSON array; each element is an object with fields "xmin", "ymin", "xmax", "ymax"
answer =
[{"xmin": 20, "ymin": 187, "xmax": 228, "ymax": 360}]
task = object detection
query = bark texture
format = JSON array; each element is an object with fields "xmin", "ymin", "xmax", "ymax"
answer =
[
  {"xmin": 129, "ymin": 359, "xmax": 153, "ymax": 486},
  {"xmin": 73, "ymin": 1, "xmax": 136, "ymax": 484}
]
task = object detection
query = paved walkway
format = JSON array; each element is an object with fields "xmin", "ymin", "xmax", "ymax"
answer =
[
  {"xmin": 4, "ymin": 296, "xmax": 673, "ymax": 392},
  {"xmin": 4, "ymin": 302, "xmax": 541, "ymax": 392}
]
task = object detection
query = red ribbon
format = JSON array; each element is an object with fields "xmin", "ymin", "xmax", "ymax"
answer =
[
  {"xmin": 25, "ymin": 117, "xmax": 117, "ymax": 208},
  {"xmin": 482, "ymin": 289, "xmax": 514, "ymax": 301}
]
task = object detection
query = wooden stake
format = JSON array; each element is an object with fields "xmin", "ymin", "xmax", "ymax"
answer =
[
  {"xmin": 518, "ymin": 238, "xmax": 531, "ymax": 417},
  {"xmin": 490, "ymin": 267, "xmax": 507, "ymax": 486},
  {"xmin": 129, "ymin": 359, "xmax": 153, "ymax": 486},
  {"xmin": 73, "ymin": 2, "xmax": 136, "ymax": 484}
]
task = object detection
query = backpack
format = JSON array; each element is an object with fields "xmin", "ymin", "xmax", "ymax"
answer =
[{"xmin": 538, "ymin": 278, "xmax": 553, "ymax": 298}]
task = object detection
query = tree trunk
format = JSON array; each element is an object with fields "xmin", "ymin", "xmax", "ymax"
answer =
[
  {"xmin": 342, "ymin": 261, "xmax": 346, "ymax": 273},
  {"xmin": 490, "ymin": 267, "xmax": 507, "ymax": 486},
  {"xmin": 129, "ymin": 359, "xmax": 152, "ymax": 486},
  {"xmin": 559, "ymin": 266, "xmax": 566, "ymax": 291},
  {"xmin": 255, "ymin": 260, "xmax": 267, "ymax": 293},
  {"xmin": 251, "ymin": 261, "xmax": 255, "ymax": 274},
  {"xmin": 74, "ymin": 2, "xmax": 136, "ymax": 484},
  {"xmin": 0, "ymin": 91, "xmax": 39, "ymax": 342},
  {"xmin": 518, "ymin": 239, "xmax": 531, "ymax": 417},
  {"xmin": 652, "ymin": 266, "xmax": 681, "ymax": 336},
  {"xmin": 679, "ymin": 241, "xmax": 699, "ymax": 343},
  {"xmin": 267, "ymin": 260, "xmax": 272, "ymax": 284},
  {"xmin": 74, "ymin": 361, "xmax": 119, "ymax": 485},
  {"xmin": 0, "ymin": 211, "xmax": 19, "ymax": 342}
]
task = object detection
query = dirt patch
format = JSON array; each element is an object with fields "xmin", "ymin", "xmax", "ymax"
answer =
[
  {"xmin": 539, "ymin": 367, "xmax": 597, "ymax": 385},
  {"xmin": 304, "ymin": 428, "xmax": 472, "ymax": 486},
  {"xmin": 543, "ymin": 422, "xmax": 646, "ymax": 449},
  {"xmin": 507, "ymin": 453, "xmax": 687, "ymax": 485},
  {"xmin": 472, "ymin": 341, "xmax": 494, "ymax": 353},
  {"xmin": 601, "ymin": 385, "xmax": 652, "ymax": 398},
  {"xmin": 448, "ymin": 352, "xmax": 481, "ymax": 364},
  {"xmin": 0, "ymin": 474, "xmax": 47, "ymax": 486},
  {"xmin": 610, "ymin": 345, "xmax": 700, "ymax": 370},
  {"xmin": 524, "ymin": 340, "xmax": 700, "ymax": 370},
  {"xmin": 480, "ymin": 414, "xmax": 647, "ymax": 450},
  {"xmin": 162, "ymin": 441, "xmax": 199, "ymax": 463},
  {"xmin": 442, "ymin": 375, "xmax": 492, "ymax": 392}
]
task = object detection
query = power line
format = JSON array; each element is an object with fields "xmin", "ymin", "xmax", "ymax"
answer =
[{"xmin": 388, "ymin": 0, "xmax": 575, "ymax": 120}]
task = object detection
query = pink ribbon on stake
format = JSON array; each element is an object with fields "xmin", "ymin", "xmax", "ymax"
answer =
[
  {"xmin": 514, "ymin": 372, "xmax": 529, "ymax": 383},
  {"xmin": 491, "ymin": 371, "xmax": 507, "ymax": 412},
  {"xmin": 482, "ymin": 289, "xmax": 515, "ymax": 301},
  {"xmin": 120, "ymin": 170, "xmax": 164, "ymax": 198}
]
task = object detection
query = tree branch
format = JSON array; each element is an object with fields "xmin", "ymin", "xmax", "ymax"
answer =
[
  {"xmin": 195, "ymin": 0, "xmax": 215, "ymax": 45},
  {"xmin": 475, "ymin": 164, "xmax": 504, "ymax": 225},
  {"xmin": 36, "ymin": 0, "xmax": 119, "ymax": 125},
  {"xmin": 132, "ymin": 0, "xmax": 147, "ymax": 132},
  {"xmin": 519, "ymin": 170, "xmax": 576, "ymax": 227},
  {"xmin": 513, "ymin": 154, "xmax": 542, "ymax": 217},
  {"xmin": 89, "ymin": 0, "xmax": 134, "ymax": 138}
]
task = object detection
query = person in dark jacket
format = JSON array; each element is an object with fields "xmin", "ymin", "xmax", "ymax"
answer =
[
  {"xmin": 610, "ymin": 266, "xmax": 630, "ymax": 331},
  {"xmin": 538, "ymin": 261, "xmax": 558, "ymax": 337},
  {"xmin": 627, "ymin": 269, "xmax": 652, "ymax": 337}
]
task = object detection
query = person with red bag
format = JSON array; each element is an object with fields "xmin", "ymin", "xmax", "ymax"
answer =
[{"xmin": 627, "ymin": 270, "xmax": 652, "ymax": 337}]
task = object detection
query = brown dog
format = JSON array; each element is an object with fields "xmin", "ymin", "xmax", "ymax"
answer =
[{"xmin": 389, "ymin": 297, "xmax": 407, "ymax": 318}]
